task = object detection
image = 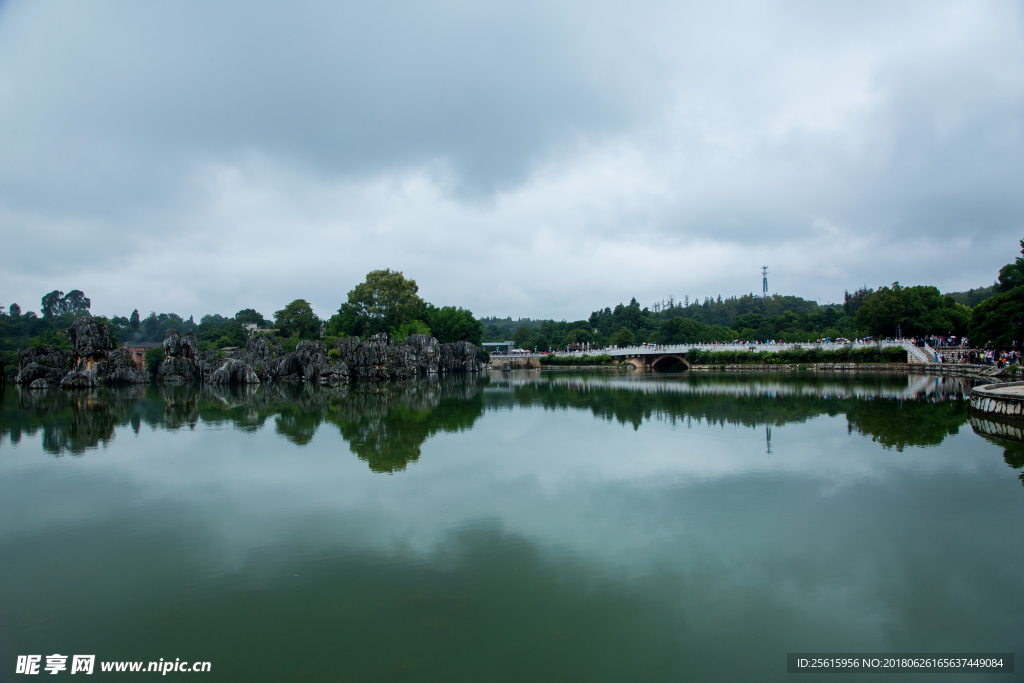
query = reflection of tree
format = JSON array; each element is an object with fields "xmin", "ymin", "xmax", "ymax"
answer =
[
  {"xmin": 0, "ymin": 378, "xmax": 488, "ymax": 470},
  {"xmin": 493, "ymin": 380, "xmax": 846, "ymax": 430},
  {"xmin": 335, "ymin": 384, "xmax": 484, "ymax": 473},
  {"xmin": 1003, "ymin": 444, "xmax": 1024, "ymax": 486},
  {"xmin": 0, "ymin": 374, "xmax": 972, "ymax": 468},
  {"xmin": 2, "ymin": 385, "xmax": 145, "ymax": 455},
  {"xmin": 970, "ymin": 417, "xmax": 1024, "ymax": 487},
  {"xmin": 845, "ymin": 399, "xmax": 967, "ymax": 451},
  {"xmin": 488, "ymin": 375, "xmax": 970, "ymax": 451}
]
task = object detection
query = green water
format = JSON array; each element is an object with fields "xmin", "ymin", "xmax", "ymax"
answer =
[{"xmin": 0, "ymin": 372, "xmax": 1021, "ymax": 681}]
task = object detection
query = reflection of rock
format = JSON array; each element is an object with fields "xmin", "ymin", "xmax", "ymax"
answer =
[
  {"xmin": 159, "ymin": 383, "xmax": 201, "ymax": 428},
  {"xmin": 3, "ymin": 373, "xmax": 490, "ymax": 470},
  {"xmin": 16, "ymin": 346, "xmax": 71, "ymax": 385},
  {"xmin": 210, "ymin": 359, "xmax": 260, "ymax": 384},
  {"xmin": 8, "ymin": 384, "xmax": 145, "ymax": 455},
  {"xmin": 157, "ymin": 330, "xmax": 203, "ymax": 383}
]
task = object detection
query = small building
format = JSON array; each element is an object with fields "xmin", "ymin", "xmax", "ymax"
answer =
[
  {"xmin": 123, "ymin": 342, "xmax": 162, "ymax": 371},
  {"xmin": 482, "ymin": 341, "xmax": 515, "ymax": 355}
]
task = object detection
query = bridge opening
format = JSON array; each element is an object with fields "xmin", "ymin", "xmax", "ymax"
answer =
[{"xmin": 651, "ymin": 356, "xmax": 689, "ymax": 372}]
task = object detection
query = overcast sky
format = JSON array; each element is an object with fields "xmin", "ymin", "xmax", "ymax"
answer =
[{"xmin": 1, "ymin": 0, "xmax": 1022, "ymax": 321}]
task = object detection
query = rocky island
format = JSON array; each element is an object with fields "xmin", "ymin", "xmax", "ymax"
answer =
[{"xmin": 15, "ymin": 314, "xmax": 486, "ymax": 389}]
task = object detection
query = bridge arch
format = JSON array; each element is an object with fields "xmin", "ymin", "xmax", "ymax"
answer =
[{"xmin": 651, "ymin": 354, "xmax": 690, "ymax": 372}]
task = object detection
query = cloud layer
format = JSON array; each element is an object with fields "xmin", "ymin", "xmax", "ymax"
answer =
[{"xmin": 1, "ymin": 0, "xmax": 1022, "ymax": 320}]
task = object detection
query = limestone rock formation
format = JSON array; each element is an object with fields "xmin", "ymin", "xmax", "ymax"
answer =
[
  {"xmin": 16, "ymin": 346, "xmax": 72, "ymax": 385},
  {"xmin": 15, "ymin": 317, "xmax": 146, "ymax": 387},
  {"xmin": 162, "ymin": 328, "xmax": 198, "ymax": 361},
  {"xmin": 236, "ymin": 336, "xmax": 284, "ymax": 382},
  {"xmin": 60, "ymin": 370, "xmax": 99, "ymax": 389},
  {"xmin": 67, "ymin": 315, "xmax": 117, "ymax": 373},
  {"xmin": 209, "ymin": 359, "xmax": 261, "ymax": 384},
  {"xmin": 157, "ymin": 330, "xmax": 203, "ymax": 383},
  {"xmin": 439, "ymin": 340, "xmax": 487, "ymax": 373},
  {"xmin": 397, "ymin": 334, "xmax": 440, "ymax": 374},
  {"xmin": 104, "ymin": 348, "xmax": 148, "ymax": 384}
]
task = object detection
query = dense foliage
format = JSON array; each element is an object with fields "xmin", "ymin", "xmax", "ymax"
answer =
[
  {"xmin": 327, "ymin": 270, "xmax": 483, "ymax": 345},
  {"xmin": 854, "ymin": 284, "xmax": 969, "ymax": 337}
]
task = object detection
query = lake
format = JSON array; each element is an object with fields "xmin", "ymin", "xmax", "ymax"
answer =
[{"xmin": 1, "ymin": 371, "xmax": 1021, "ymax": 681}]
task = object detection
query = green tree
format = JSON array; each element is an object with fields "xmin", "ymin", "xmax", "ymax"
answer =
[
  {"xmin": 62, "ymin": 290, "xmax": 91, "ymax": 314},
  {"xmin": 394, "ymin": 319, "xmax": 432, "ymax": 340},
  {"xmin": 997, "ymin": 240, "xmax": 1024, "ymax": 292},
  {"xmin": 609, "ymin": 327, "xmax": 635, "ymax": 347},
  {"xmin": 235, "ymin": 308, "xmax": 267, "ymax": 326},
  {"xmin": 145, "ymin": 347, "xmax": 164, "ymax": 377},
  {"xmin": 425, "ymin": 305, "xmax": 483, "ymax": 345},
  {"xmin": 130, "ymin": 309, "xmax": 140, "ymax": 330},
  {"xmin": 513, "ymin": 325, "xmax": 532, "ymax": 349},
  {"xmin": 565, "ymin": 328, "xmax": 592, "ymax": 345},
  {"xmin": 41, "ymin": 290, "xmax": 63, "ymax": 318},
  {"xmin": 274, "ymin": 299, "xmax": 321, "ymax": 339},
  {"xmin": 969, "ymin": 286, "xmax": 1024, "ymax": 347},
  {"xmin": 8, "ymin": 303, "xmax": 21, "ymax": 319},
  {"xmin": 855, "ymin": 283, "xmax": 969, "ymax": 337},
  {"xmin": 343, "ymin": 269, "xmax": 424, "ymax": 338}
]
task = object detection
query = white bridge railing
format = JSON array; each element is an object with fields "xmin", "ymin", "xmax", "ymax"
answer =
[{"xmin": 491, "ymin": 340, "xmax": 930, "ymax": 361}]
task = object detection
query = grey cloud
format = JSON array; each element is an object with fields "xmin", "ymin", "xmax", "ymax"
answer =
[{"xmin": 0, "ymin": 0, "xmax": 1022, "ymax": 318}]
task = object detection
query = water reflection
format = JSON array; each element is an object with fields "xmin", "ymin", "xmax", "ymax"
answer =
[
  {"xmin": 970, "ymin": 415, "xmax": 1024, "ymax": 486},
  {"xmin": 0, "ymin": 371, "xmax": 986, "ymax": 467}
]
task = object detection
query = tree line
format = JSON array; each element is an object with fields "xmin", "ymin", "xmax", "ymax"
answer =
[
  {"xmin": 1, "ymin": 270, "xmax": 484, "ymax": 373},
  {"xmin": 486, "ymin": 243, "xmax": 1020, "ymax": 351}
]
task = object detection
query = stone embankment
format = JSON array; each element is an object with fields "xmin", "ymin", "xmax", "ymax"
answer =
[
  {"xmin": 969, "ymin": 382, "xmax": 1024, "ymax": 423},
  {"xmin": 14, "ymin": 316, "xmax": 486, "ymax": 389}
]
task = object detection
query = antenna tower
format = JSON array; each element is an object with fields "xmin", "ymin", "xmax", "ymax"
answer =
[{"xmin": 762, "ymin": 265, "xmax": 768, "ymax": 298}]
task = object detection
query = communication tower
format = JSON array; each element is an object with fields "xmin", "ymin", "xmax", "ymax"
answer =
[{"xmin": 762, "ymin": 266, "xmax": 768, "ymax": 298}]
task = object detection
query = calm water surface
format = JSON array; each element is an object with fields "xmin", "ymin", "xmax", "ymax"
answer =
[{"xmin": 0, "ymin": 371, "xmax": 1022, "ymax": 681}]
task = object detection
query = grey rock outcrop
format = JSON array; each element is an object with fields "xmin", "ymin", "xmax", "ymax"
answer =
[
  {"xmin": 209, "ymin": 359, "xmax": 260, "ymax": 384},
  {"xmin": 67, "ymin": 315, "xmax": 116, "ymax": 373},
  {"xmin": 340, "ymin": 333, "xmax": 414, "ymax": 381},
  {"xmin": 60, "ymin": 370, "xmax": 99, "ymax": 389},
  {"xmin": 17, "ymin": 362, "xmax": 68, "ymax": 386},
  {"xmin": 16, "ymin": 344, "xmax": 72, "ymax": 387},
  {"xmin": 270, "ymin": 340, "xmax": 349, "ymax": 383},
  {"xmin": 163, "ymin": 329, "xmax": 198, "ymax": 360},
  {"xmin": 157, "ymin": 330, "xmax": 203, "ymax": 383},
  {"xmin": 104, "ymin": 348, "xmax": 148, "ymax": 384},
  {"xmin": 16, "ymin": 346, "xmax": 72, "ymax": 385},
  {"xmin": 236, "ymin": 336, "xmax": 284, "ymax": 382},
  {"xmin": 16, "ymin": 317, "xmax": 146, "ymax": 388},
  {"xmin": 397, "ymin": 334, "xmax": 440, "ymax": 374},
  {"xmin": 439, "ymin": 341, "xmax": 487, "ymax": 373},
  {"xmin": 29, "ymin": 378, "xmax": 51, "ymax": 389}
]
